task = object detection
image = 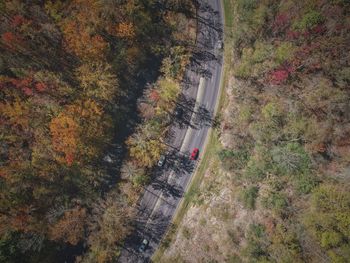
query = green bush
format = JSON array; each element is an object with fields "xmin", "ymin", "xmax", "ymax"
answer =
[
  {"xmin": 242, "ymin": 224, "xmax": 269, "ymax": 261},
  {"xmin": 234, "ymin": 42, "xmax": 273, "ymax": 78},
  {"xmin": 261, "ymin": 102, "xmax": 284, "ymax": 122},
  {"xmin": 243, "ymin": 145, "xmax": 271, "ymax": 183},
  {"xmin": 304, "ymin": 184, "xmax": 350, "ymax": 261},
  {"xmin": 271, "ymin": 143, "xmax": 310, "ymax": 176},
  {"xmin": 321, "ymin": 231, "xmax": 343, "ymax": 249},
  {"xmin": 249, "ymin": 224, "xmax": 266, "ymax": 239},
  {"xmin": 240, "ymin": 186, "xmax": 259, "ymax": 209},
  {"xmin": 284, "ymin": 114, "xmax": 308, "ymax": 140},
  {"xmin": 261, "ymin": 191, "xmax": 288, "ymax": 214},
  {"xmin": 182, "ymin": 227, "xmax": 191, "ymax": 240},
  {"xmin": 252, "ymin": 42, "xmax": 274, "ymax": 63},
  {"xmin": 132, "ymin": 174, "xmax": 150, "ymax": 187},
  {"xmin": 244, "ymin": 159, "xmax": 267, "ymax": 183},
  {"xmin": 238, "ymin": 105, "xmax": 253, "ymax": 124},
  {"xmin": 252, "ymin": 102, "xmax": 286, "ymax": 143},
  {"xmin": 295, "ymin": 173, "xmax": 318, "ymax": 194},
  {"xmin": 237, "ymin": 0, "xmax": 257, "ymax": 13},
  {"xmin": 218, "ymin": 148, "xmax": 250, "ymax": 171},
  {"xmin": 293, "ymin": 11, "xmax": 324, "ymax": 31},
  {"xmin": 275, "ymin": 42, "xmax": 295, "ymax": 64}
]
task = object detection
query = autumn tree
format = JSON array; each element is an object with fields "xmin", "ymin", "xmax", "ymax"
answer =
[
  {"xmin": 49, "ymin": 207, "xmax": 87, "ymax": 245},
  {"xmin": 50, "ymin": 112, "xmax": 79, "ymax": 165}
]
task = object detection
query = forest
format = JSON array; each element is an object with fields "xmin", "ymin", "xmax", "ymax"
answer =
[
  {"xmin": 0, "ymin": 0, "xmax": 196, "ymax": 262},
  {"xmin": 155, "ymin": 0, "xmax": 350, "ymax": 262}
]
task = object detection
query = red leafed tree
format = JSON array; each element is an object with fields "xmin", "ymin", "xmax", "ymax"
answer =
[
  {"xmin": 272, "ymin": 13, "xmax": 290, "ymax": 34},
  {"xmin": 11, "ymin": 15, "xmax": 28, "ymax": 27},
  {"xmin": 35, "ymin": 82, "xmax": 47, "ymax": 92},
  {"xmin": 149, "ymin": 89, "xmax": 160, "ymax": 102},
  {"xmin": 269, "ymin": 69, "xmax": 290, "ymax": 85},
  {"xmin": 1, "ymin": 32, "xmax": 23, "ymax": 49}
]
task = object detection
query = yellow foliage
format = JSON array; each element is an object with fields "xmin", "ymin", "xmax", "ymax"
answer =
[
  {"xmin": 50, "ymin": 112, "xmax": 79, "ymax": 165},
  {"xmin": 0, "ymin": 99, "xmax": 29, "ymax": 128},
  {"xmin": 115, "ymin": 22, "xmax": 135, "ymax": 39}
]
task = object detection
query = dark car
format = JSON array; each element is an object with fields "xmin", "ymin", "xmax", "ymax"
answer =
[
  {"xmin": 138, "ymin": 239, "xmax": 149, "ymax": 253},
  {"xmin": 190, "ymin": 148, "xmax": 199, "ymax": 160},
  {"xmin": 157, "ymin": 155, "xmax": 166, "ymax": 167},
  {"xmin": 174, "ymin": 108, "xmax": 184, "ymax": 118}
]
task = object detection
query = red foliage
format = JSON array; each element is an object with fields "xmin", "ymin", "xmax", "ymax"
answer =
[
  {"xmin": 66, "ymin": 153, "xmax": 75, "ymax": 166},
  {"xmin": 2, "ymin": 76, "xmax": 50, "ymax": 95},
  {"xmin": 286, "ymin": 30, "xmax": 301, "ymax": 40},
  {"xmin": 2, "ymin": 32, "xmax": 16, "ymax": 43},
  {"xmin": 35, "ymin": 82, "xmax": 47, "ymax": 92},
  {"xmin": 1, "ymin": 32, "xmax": 23, "ymax": 49},
  {"xmin": 11, "ymin": 15, "xmax": 27, "ymax": 27},
  {"xmin": 22, "ymin": 87, "xmax": 33, "ymax": 96},
  {"xmin": 270, "ymin": 69, "xmax": 289, "ymax": 84},
  {"xmin": 312, "ymin": 25, "xmax": 327, "ymax": 34},
  {"xmin": 0, "ymin": 171, "xmax": 7, "ymax": 179},
  {"xmin": 149, "ymin": 90, "xmax": 160, "ymax": 102},
  {"xmin": 269, "ymin": 65, "xmax": 295, "ymax": 85},
  {"xmin": 272, "ymin": 13, "xmax": 290, "ymax": 34},
  {"xmin": 302, "ymin": 31, "xmax": 311, "ymax": 38},
  {"xmin": 335, "ymin": 24, "xmax": 345, "ymax": 31}
]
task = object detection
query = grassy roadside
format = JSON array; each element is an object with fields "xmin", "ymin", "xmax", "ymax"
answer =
[{"xmin": 152, "ymin": 1, "xmax": 234, "ymax": 261}]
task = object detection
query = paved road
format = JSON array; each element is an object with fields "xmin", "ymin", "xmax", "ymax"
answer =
[{"xmin": 119, "ymin": 0, "xmax": 223, "ymax": 262}]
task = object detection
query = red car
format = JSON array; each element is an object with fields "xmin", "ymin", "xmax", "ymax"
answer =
[{"xmin": 190, "ymin": 148, "xmax": 199, "ymax": 160}]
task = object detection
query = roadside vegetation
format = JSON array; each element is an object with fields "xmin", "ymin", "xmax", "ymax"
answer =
[
  {"xmin": 0, "ymin": 0, "xmax": 196, "ymax": 262},
  {"xmin": 157, "ymin": 0, "xmax": 350, "ymax": 262}
]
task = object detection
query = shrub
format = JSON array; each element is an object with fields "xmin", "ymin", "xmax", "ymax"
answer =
[
  {"xmin": 244, "ymin": 158, "xmax": 267, "ymax": 183},
  {"xmin": 238, "ymin": 105, "xmax": 253, "ymax": 124},
  {"xmin": 132, "ymin": 174, "xmax": 150, "ymax": 187},
  {"xmin": 252, "ymin": 42, "xmax": 274, "ymax": 63},
  {"xmin": 251, "ymin": 4, "xmax": 268, "ymax": 30},
  {"xmin": 295, "ymin": 173, "xmax": 318, "ymax": 194},
  {"xmin": 321, "ymin": 231, "xmax": 343, "ymax": 249},
  {"xmin": 293, "ymin": 11, "xmax": 324, "ymax": 31},
  {"xmin": 251, "ymin": 102, "xmax": 285, "ymax": 143},
  {"xmin": 261, "ymin": 102, "xmax": 284, "ymax": 122},
  {"xmin": 249, "ymin": 224, "xmax": 266, "ymax": 239},
  {"xmin": 284, "ymin": 114, "xmax": 308, "ymax": 140},
  {"xmin": 304, "ymin": 184, "xmax": 350, "ymax": 261},
  {"xmin": 269, "ymin": 223, "xmax": 303, "ymax": 262},
  {"xmin": 275, "ymin": 42, "xmax": 295, "ymax": 65},
  {"xmin": 271, "ymin": 143, "xmax": 311, "ymax": 176},
  {"xmin": 242, "ymin": 224, "xmax": 269, "ymax": 260},
  {"xmin": 182, "ymin": 227, "xmax": 191, "ymax": 240},
  {"xmin": 240, "ymin": 186, "xmax": 259, "ymax": 209},
  {"xmin": 218, "ymin": 149, "xmax": 250, "ymax": 171},
  {"xmin": 261, "ymin": 191, "xmax": 288, "ymax": 214},
  {"xmin": 235, "ymin": 42, "xmax": 274, "ymax": 78},
  {"xmin": 335, "ymin": 67, "xmax": 350, "ymax": 87},
  {"xmin": 237, "ymin": 0, "xmax": 257, "ymax": 13}
]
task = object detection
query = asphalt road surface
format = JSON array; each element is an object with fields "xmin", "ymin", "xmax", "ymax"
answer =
[{"xmin": 118, "ymin": 0, "xmax": 223, "ymax": 262}]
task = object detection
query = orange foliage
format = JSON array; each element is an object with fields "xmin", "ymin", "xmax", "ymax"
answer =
[
  {"xmin": 62, "ymin": 20, "xmax": 107, "ymax": 60},
  {"xmin": 1, "ymin": 32, "xmax": 23, "ymax": 50},
  {"xmin": 35, "ymin": 82, "xmax": 47, "ymax": 92},
  {"xmin": 115, "ymin": 22, "xmax": 136, "ymax": 39},
  {"xmin": 50, "ymin": 113, "xmax": 79, "ymax": 165},
  {"xmin": 49, "ymin": 207, "xmax": 87, "ymax": 245}
]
